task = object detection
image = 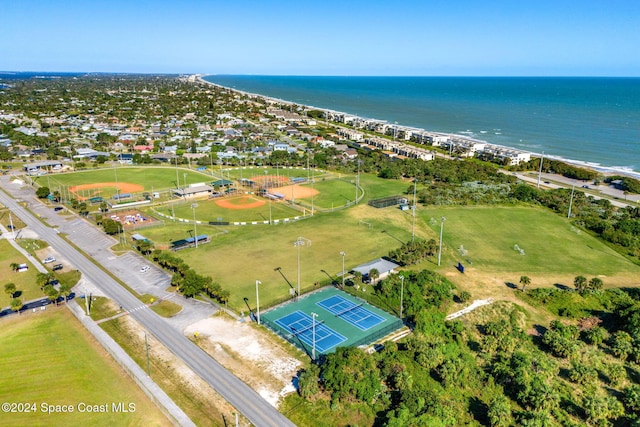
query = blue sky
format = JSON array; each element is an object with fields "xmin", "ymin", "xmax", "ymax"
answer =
[{"xmin": 1, "ymin": 0, "xmax": 639, "ymax": 76}]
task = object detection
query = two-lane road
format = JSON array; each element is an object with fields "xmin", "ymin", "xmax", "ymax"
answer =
[{"xmin": 0, "ymin": 189, "xmax": 295, "ymax": 427}]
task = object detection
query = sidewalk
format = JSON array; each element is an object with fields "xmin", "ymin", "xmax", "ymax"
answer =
[
  {"xmin": 66, "ymin": 300, "xmax": 195, "ymax": 427},
  {"xmin": 0, "ymin": 222, "xmax": 48, "ymax": 274}
]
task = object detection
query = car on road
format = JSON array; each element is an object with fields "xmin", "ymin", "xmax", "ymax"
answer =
[
  {"xmin": 139, "ymin": 265, "xmax": 150, "ymax": 273},
  {"xmin": 52, "ymin": 263, "xmax": 63, "ymax": 271},
  {"xmin": 582, "ymin": 185, "xmax": 589, "ymax": 188},
  {"xmin": 54, "ymin": 206, "xmax": 64, "ymax": 211},
  {"xmin": 42, "ymin": 256, "xmax": 56, "ymax": 264}
]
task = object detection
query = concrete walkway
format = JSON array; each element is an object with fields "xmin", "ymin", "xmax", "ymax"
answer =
[
  {"xmin": 446, "ymin": 298, "xmax": 494, "ymax": 320},
  {"xmin": 66, "ymin": 300, "xmax": 195, "ymax": 427}
]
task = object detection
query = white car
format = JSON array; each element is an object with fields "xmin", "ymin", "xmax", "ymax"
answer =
[
  {"xmin": 42, "ymin": 256, "xmax": 56, "ymax": 264},
  {"xmin": 139, "ymin": 265, "xmax": 150, "ymax": 273}
]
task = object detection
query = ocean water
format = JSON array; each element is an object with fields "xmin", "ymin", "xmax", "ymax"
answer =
[{"xmin": 204, "ymin": 75, "xmax": 640, "ymax": 175}]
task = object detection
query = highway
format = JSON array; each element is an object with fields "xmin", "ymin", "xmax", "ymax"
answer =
[{"xmin": 0, "ymin": 188, "xmax": 295, "ymax": 427}]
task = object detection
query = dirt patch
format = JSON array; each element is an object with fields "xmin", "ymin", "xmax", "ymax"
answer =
[
  {"xmin": 250, "ymin": 175, "xmax": 290, "ymax": 187},
  {"xmin": 185, "ymin": 316, "xmax": 303, "ymax": 407},
  {"xmin": 215, "ymin": 196, "xmax": 266, "ymax": 210},
  {"xmin": 69, "ymin": 182, "xmax": 144, "ymax": 200},
  {"xmin": 271, "ymin": 184, "xmax": 319, "ymax": 201}
]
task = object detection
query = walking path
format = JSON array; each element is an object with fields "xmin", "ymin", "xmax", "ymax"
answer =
[
  {"xmin": 446, "ymin": 298, "xmax": 494, "ymax": 320},
  {"xmin": 66, "ymin": 300, "xmax": 195, "ymax": 427}
]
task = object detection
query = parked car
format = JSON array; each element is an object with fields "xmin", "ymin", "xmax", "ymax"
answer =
[
  {"xmin": 54, "ymin": 206, "xmax": 64, "ymax": 211},
  {"xmin": 42, "ymin": 256, "xmax": 56, "ymax": 264},
  {"xmin": 52, "ymin": 264, "xmax": 63, "ymax": 271},
  {"xmin": 139, "ymin": 265, "xmax": 150, "ymax": 273}
]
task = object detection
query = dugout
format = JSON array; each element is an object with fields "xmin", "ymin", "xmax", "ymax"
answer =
[{"xmin": 368, "ymin": 195, "xmax": 408, "ymax": 209}]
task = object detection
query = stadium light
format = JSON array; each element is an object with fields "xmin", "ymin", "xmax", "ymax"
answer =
[
  {"xmin": 438, "ymin": 217, "xmax": 446, "ymax": 266},
  {"xmin": 191, "ymin": 203, "xmax": 198, "ymax": 248},
  {"xmin": 340, "ymin": 251, "xmax": 346, "ymax": 288},
  {"xmin": 294, "ymin": 237, "xmax": 311, "ymax": 299},
  {"xmin": 398, "ymin": 275, "xmax": 405, "ymax": 319},
  {"xmin": 255, "ymin": 280, "xmax": 262, "ymax": 325},
  {"xmin": 311, "ymin": 312, "xmax": 318, "ymax": 361}
]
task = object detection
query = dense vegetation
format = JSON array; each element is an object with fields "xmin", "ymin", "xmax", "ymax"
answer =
[{"xmin": 289, "ymin": 270, "xmax": 640, "ymax": 427}]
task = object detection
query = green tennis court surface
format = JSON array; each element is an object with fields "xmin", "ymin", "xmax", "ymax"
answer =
[{"xmin": 262, "ymin": 287, "xmax": 402, "ymax": 356}]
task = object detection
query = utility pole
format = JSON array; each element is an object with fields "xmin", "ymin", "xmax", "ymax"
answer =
[
  {"xmin": 399, "ymin": 275, "xmax": 404, "ymax": 319},
  {"xmin": 438, "ymin": 217, "xmax": 446, "ymax": 266},
  {"xmin": 340, "ymin": 251, "xmax": 346, "ymax": 288},
  {"xmin": 537, "ymin": 151, "xmax": 544, "ymax": 189},
  {"xmin": 255, "ymin": 280, "xmax": 261, "ymax": 325},
  {"xmin": 311, "ymin": 312, "xmax": 318, "ymax": 361},
  {"xmin": 412, "ymin": 178, "xmax": 417, "ymax": 242},
  {"xmin": 567, "ymin": 184, "xmax": 575, "ymax": 219}
]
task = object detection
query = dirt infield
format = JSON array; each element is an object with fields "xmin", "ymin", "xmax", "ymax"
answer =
[
  {"xmin": 69, "ymin": 182, "xmax": 144, "ymax": 200},
  {"xmin": 271, "ymin": 184, "xmax": 319, "ymax": 200},
  {"xmin": 215, "ymin": 196, "xmax": 267, "ymax": 210},
  {"xmin": 247, "ymin": 175, "xmax": 291, "ymax": 189}
]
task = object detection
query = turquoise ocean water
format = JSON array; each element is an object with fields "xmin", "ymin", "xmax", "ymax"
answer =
[{"xmin": 203, "ymin": 76, "xmax": 640, "ymax": 176}]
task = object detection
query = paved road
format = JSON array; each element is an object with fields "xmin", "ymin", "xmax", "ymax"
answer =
[{"xmin": 0, "ymin": 188, "xmax": 295, "ymax": 427}]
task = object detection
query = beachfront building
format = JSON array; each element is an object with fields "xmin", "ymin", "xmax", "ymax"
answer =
[
  {"xmin": 336, "ymin": 128, "xmax": 364, "ymax": 141},
  {"xmin": 480, "ymin": 146, "xmax": 531, "ymax": 165}
]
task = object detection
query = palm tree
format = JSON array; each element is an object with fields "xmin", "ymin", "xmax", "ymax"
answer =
[
  {"xmin": 369, "ymin": 268, "xmax": 380, "ymax": 285},
  {"xmin": 58, "ymin": 284, "xmax": 71, "ymax": 304},
  {"xmin": 519, "ymin": 275, "xmax": 531, "ymax": 293},
  {"xmin": 574, "ymin": 275, "xmax": 588, "ymax": 294},
  {"xmin": 4, "ymin": 283, "xmax": 16, "ymax": 298},
  {"xmin": 10, "ymin": 298, "xmax": 23, "ymax": 315}
]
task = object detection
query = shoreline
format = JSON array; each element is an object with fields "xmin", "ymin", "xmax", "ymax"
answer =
[{"xmin": 194, "ymin": 74, "xmax": 640, "ymax": 180}]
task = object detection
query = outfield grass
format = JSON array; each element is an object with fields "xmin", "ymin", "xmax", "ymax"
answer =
[
  {"xmin": 0, "ymin": 239, "xmax": 43, "ymax": 308},
  {"xmin": 0, "ymin": 309, "xmax": 171, "ymax": 427},
  {"xmin": 423, "ymin": 205, "xmax": 640, "ymax": 277},
  {"xmin": 305, "ymin": 178, "xmax": 358, "ymax": 209},
  {"xmin": 142, "ymin": 204, "xmax": 418, "ymax": 310},
  {"xmin": 41, "ymin": 166, "xmax": 214, "ymax": 196},
  {"xmin": 167, "ymin": 196, "xmax": 303, "ymax": 223},
  {"xmin": 223, "ymin": 165, "xmax": 320, "ymax": 181}
]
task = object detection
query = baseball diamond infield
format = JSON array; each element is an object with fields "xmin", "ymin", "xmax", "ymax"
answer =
[
  {"xmin": 215, "ymin": 196, "xmax": 267, "ymax": 210},
  {"xmin": 69, "ymin": 182, "xmax": 145, "ymax": 200}
]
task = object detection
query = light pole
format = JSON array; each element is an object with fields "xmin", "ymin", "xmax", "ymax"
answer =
[
  {"xmin": 340, "ymin": 251, "xmax": 346, "ymax": 288},
  {"xmin": 255, "ymin": 280, "xmax": 261, "ymax": 325},
  {"xmin": 183, "ymin": 172, "xmax": 187, "ymax": 189},
  {"xmin": 311, "ymin": 312, "xmax": 318, "ymax": 361},
  {"xmin": 438, "ymin": 216, "xmax": 446, "ymax": 266},
  {"xmin": 398, "ymin": 275, "xmax": 404, "ymax": 319},
  {"xmin": 191, "ymin": 203, "xmax": 198, "ymax": 248},
  {"xmin": 294, "ymin": 237, "xmax": 311, "ymax": 299}
]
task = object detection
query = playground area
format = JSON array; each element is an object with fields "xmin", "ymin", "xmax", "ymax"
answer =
[
  {"xmin": 261, "ymin": 287, "xmax": 402, "ymax": 356},
  {"xmin": 108, "ymin": 209, "xmax": 160, "ymax": 229}
]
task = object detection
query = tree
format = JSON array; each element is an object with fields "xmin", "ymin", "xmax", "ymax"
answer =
[
  {"xmin": 488, "ymin": 394, "xmax": 512, "ymax": 427},
  {"xmin": 102, "ymin": 218, "xmax": 121, "ymax": 235},
  {"xmin": 36, "ymin": 272, "xmax": 54, "ymax": 289},
  {"xmin": 611, "ymin": 331, "xmax": 633, "ymax": 361},
  {"xmin": 4, "ymin": 282, "xmax": 16, "ymax": 298},
  {"xmin": 10, "ymin": 298, "xmax": 23, "ymax": 315},
  {"xmin": 10, "ymin": 262, "xmax": 20, "ymax": 272},
  {"xmin": 574, "ymin": 275, "xmax": 588, "ymax": 294},
  {"xmin": 588, "ymin": 277, "xmax": 604, "ymax": 292},
  {"xmin": 58, "ymin": 284, "xmax": 71, "ymax": 304},
  {"xmin": 43, "ymin": 284, "xmax": 59, "ymax": 305},
  {"xmin": 369, "ymin": 268, "xmax": 380, "ymax": 285},
  {"xmin": 519, "ymin": 275, "xmax": 531, "ymax": 292},
  {"xmin": 36, "ymin": 186, "xmax": 50, "ymax": 198}
]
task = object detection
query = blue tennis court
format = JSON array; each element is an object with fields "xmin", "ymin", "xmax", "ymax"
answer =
[
  {"xmin": 317, "ymin": 295, "xmax": 386, "ymax": 330},
  {"xmin": 274, "ymin": 311, "xmax": 347, "ymax": 353}
]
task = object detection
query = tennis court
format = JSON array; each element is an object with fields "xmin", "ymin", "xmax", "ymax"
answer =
[
  {"xmin": 262, "ymin": 287, "xmax": 403, "ymax": 356},
  {"xmin": 275, "ymin": 311, "xmax": 347, "ymax": 353},
  {"xmin": 317, "ymin": 295, "xmax": 385, "ymax": 330}
]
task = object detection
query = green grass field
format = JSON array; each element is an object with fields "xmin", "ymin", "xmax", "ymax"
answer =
[
  {"xmin": 0, "ymin": 309, "xmax": 170, "ymax": 427},
  {"xmin": 167, "ymin": 196, "xmax": 304, "ymax": 223},
  {"xmin": 41, "ymin": 166, "xmax": 216, "ymax": 195},
  {"xmin": 423, "ymin": 205, "xmax": 640, "ymax": 277},
  {"xmin": 139, "ymin": 203, "xmax": 419, "ymax": 309},
  {"xmin": 0, "ymin": 239, "xmax": 43, "ymax": 308}
]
